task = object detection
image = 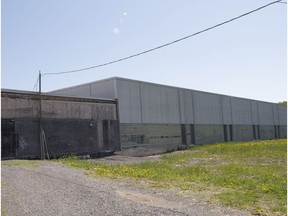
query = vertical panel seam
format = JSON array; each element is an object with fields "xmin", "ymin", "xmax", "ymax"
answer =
[
  {"xmin": 177, "ymin": 89, "xmax": 182, "ymax": 124},
  {"xmin": 191, "ymin": 90, "xmax": 196, "ymax": 125},
  {"xmin": 114, "ymin": 78, "xmax": 118, "ymax": 99},
  {"xmin": 256, "ymin": 102, "xmax": 261, "ymax": 126},
  {"xmin": 220, "ymin": 96, "xmax": 224, "ymax": 125},
  {"xmin": 249, "ymin": 100, "xmax": 254, "ymax": 125},
  {"xmin": 229, "ymin": 97, "xmax": 233, "ymax": 125},
  {"xmin": 277, "ymin": 104, "xmax": 280, "ymax": 126},
  {"xmin": 138, "ymin": 81, "xmax": 143, "ymax": 124}
]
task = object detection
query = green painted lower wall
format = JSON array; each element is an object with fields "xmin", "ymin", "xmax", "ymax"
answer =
[
  {"xmin": 120, "ymin": 123, "xmax": 286, "ymax": 149},
  {"xmin": 194, "ymin": 125, "xmax": 224, "ymax": 145},
  {"xmin": 279, "ymin": 126, "xmax": 287, "ymax": 138},
  {"xmin": 120, "ymin": 124, "xmax": 182, "ymax": 149},
  {"xmin": 232, "ymin": 125, "xmax": 254, "ymax": 141}
]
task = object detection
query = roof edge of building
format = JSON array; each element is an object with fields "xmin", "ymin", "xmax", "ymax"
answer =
[{"xmin": 1, "ymin": 88, "xmax": 117, "ymax": 103}]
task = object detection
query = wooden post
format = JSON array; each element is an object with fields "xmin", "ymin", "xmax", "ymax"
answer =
[{"xmin": 39, "ymin": 71, "xmax": 44, "ymax": 159}]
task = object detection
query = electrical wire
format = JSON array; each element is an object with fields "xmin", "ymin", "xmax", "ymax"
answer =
[
  {"xmin": 32, "ymin": 0, "xmax": 283, "ymax": 89},
  {"xmin": 33, "ymin": 76, "xmax": 39, "ymax": 91}
]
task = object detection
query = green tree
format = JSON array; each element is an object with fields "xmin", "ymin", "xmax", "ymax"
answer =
[{"xmin": 278, "ymin": 101, "xmax": 287, "ymax": 105}]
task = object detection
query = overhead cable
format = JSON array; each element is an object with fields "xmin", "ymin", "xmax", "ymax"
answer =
[{"xmin": 37, "ymin": 0, "xmax": 282, "ymax": 80}]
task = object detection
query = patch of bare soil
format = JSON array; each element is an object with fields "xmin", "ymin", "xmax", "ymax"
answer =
[
  {"xmin": 116, "ymin": 190, "xmax": 182, "ymax": 209},
  {"xmin": 91, "ymin": 154, "xmax": 161, "ymax": 165}
]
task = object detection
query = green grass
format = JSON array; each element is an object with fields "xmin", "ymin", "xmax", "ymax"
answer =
[
  {"xmin": 59, "ymin": 139, "xmax": 287, "ymax": 215},
  {"xmin": 1, "ymin": 209, "xmax": 7, "ymax": 216},
  {"xmin": 2, "ymin": 160, "xmax": 39, "ymax": 167}
]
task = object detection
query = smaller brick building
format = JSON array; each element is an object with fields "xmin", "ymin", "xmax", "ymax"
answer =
[{"xmin": 1, "ymin": 89, "xmax": 120, "ymax": 159}]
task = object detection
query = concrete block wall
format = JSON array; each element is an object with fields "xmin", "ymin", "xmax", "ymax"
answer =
[
  {"xmin": 1, "ymin": 92, "xmax": 117, "ymax": 120},
  {"xmin": 232, "ymin": 125, "xmax": 254, "ymax": 141},
  {"xmin": 259, "ymin": 125, "xmax": 277, "ymax": 140},
  {"xmin": 279, "ymin": 126, "xmax": 287, "ymax": 138},
  {"xmin": 120, "ymin": 123, "xmax": 182, "ymax": 148},
  {"xmin": 194, "ymin": 125, "xmax": 224, "ymax": 144}
]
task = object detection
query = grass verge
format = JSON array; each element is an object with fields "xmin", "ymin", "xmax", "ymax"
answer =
[
  {"xmin": 1, "ymin": 209, "xmax": 7, "ymax": 216},
  {"xmin": 2, "ymin": 160, "xmax": 39, "ymax": 167},
  {"xmin": 59, "ymin": 139, "xmax": 287, "ymax": 215}
]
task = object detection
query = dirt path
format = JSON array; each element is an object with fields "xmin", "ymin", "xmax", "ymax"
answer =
[{"xmin": 2, "ymin": 160, "xmax": 247, "ymax": 216}]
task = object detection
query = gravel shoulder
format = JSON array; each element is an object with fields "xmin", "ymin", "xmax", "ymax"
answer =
[{"xmin": 2, "ymin": 158, "xmax": 248, "ymax": 216}]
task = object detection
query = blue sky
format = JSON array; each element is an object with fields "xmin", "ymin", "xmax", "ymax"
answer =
[{"xmin": 2, "ymin": 0, "xmax": 287, "ymax": 102}]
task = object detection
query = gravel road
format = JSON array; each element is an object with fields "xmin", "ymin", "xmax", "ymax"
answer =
[{"xmin": 2, "ymin": 160, "xmax": 248, "ymax": 216}]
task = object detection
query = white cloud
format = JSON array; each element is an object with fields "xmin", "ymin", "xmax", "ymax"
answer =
[{"xmin": 113, "ymin": 27, "xmax": 120, "ymax": 34}]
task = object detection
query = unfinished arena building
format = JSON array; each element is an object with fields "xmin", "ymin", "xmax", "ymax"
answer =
[{"xmin": 50, "ymin": 77, "xmax": 287, "ymax": 149}]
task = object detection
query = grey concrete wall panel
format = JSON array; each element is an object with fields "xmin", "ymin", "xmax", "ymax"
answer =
[
  {"xmin": 50, "ymin": 78, "xmax": 117, "ymax": 99},
  {"xmin": 91, "ymin": 103, "xmax": 116, "ymax": 120},
  {"xmin": 257, "ymin": 102, "xmax": 274, "ymax": 125},
  {"xmin": 43, "ymin": 100, "xmax": 116, "ymax": 120},
  {"xmin": 272, "ymin": 104, "xmax": 280, "ymax": 125},
  {"xmin": 116, "ymin": 79, "xmax": 142, "ymax": 123},
  {"xmin": 278, "ymin": 105, "xmax": 287, "ymax": 125},
  {"xmin": 221, "ymin": 96, "xmax": 232, "ymax": 125},
  {"xmin": 120, "ymin": 123, "xmax": 182, "ymax": 148},
  {"xmin": 90, "ymin": 79, "xmax": 116, "ymax": 99},
  {"xmin": 140, "ymin": 83, "xmax": 180, "ymax": 124},
  {"xmin": 194, "ymin": 124, "xmax": 224, "ymax": 144},
  {"xmin": 178, "ymin": 89, "xmax": 194, "ymax": 124},
  {"xmin": 193, "ymin": 92, "xmax": 222, "ymax": 125},
  {"xmin": 231, "ymin": 125, "xmax": 253, "ymax": 141},
  {"xmin": 259, "ymin": 125, "xmax": 275, "ymax": 140},
  {"xmin": 250, "ymin": 100, "xmax": 259, "ymax": 125},
  {"xmin": 52, "ymin": 85, "xmax": 91, "ymax": 98},
  {"xmin": 1, "ymin": 95, "xmax": 38, "ymax": 118},
  {"xmin": 2, "ymin": 93, "xmax": 116, "ymax": 120},
  {"xmin": 230, "ymin": 98, "xmax": 252, "ymax": 125}
]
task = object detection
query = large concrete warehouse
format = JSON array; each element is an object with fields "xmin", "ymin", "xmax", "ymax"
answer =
[{"xmin": 51, "ymin": 77, "xmax": 287, "ymax": 149}]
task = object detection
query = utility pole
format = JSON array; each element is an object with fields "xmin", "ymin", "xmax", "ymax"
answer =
[{"xmin": 39, "ymin": 70, "xmax": 44, "ymax": 159}]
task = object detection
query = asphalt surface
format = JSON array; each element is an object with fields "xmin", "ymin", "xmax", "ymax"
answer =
[{"xmin": 2, "ymin": 160, "xmax": 248, "ymax": 216}]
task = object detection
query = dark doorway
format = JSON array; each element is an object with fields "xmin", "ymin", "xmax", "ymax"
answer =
[
  {"xmin": 257, "ymin": 125, "xmax": 261, "ymax": 139},
  {"xmin": 223, "ymin": 125, "xmax": 229, "ymax": 142},
  {"xmin": 274, "ymin": 125, "xmax": 280, "ymax": 139},
  {"xmin": 229, "ymin": 125, "xmax": 233, "ymax": 141},
  {"xmin": 253, "ymin": 125, "xmax": 257, "ymax": 140},
  {"xmin": 1, "ymin": 119, "xmax": 18, "ymax": 159}
]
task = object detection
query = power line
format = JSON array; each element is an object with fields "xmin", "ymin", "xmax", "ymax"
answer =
[
  {"xmin": 33, "ymin": 76, "xmax": 39, "ymax": 91},
  {"xmin": 33, "ymin": 0, "xmax": 283, "ymax": 88}
]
